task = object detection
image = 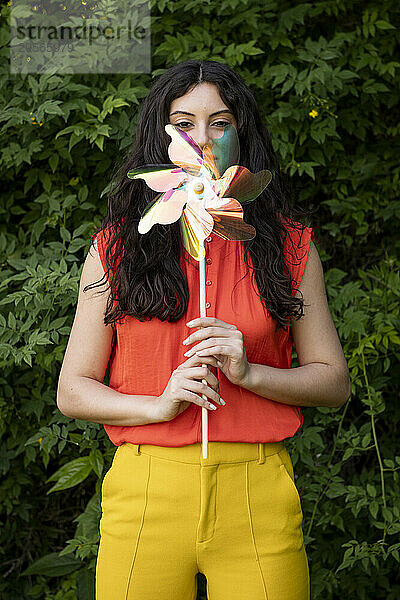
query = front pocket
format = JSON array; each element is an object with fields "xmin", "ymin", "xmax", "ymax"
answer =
[
  {"xmin": 277, "ymin": 449, "xmax": 303, "ymax": 513},
  {"xmin": 247, "ymin": 452, "xmax": 305, "ymax": 554},
  {"xmin": 101, "ymin": 464, "xmax": 114, "ymax": 499},
  {"xmin": 101, "ymin": 446, "xmax": 122, "ymax": 499}
]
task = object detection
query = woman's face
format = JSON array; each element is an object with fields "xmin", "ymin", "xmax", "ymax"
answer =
[{"xmin": 168, "ymin": 82, "xmax": 238, "ymax": 150}]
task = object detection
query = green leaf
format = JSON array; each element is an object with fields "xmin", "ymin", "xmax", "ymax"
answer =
[
  {"xmin": 78, "ymin": 186, "xmax": 89, "ymax": 203},
  {"xmin": 46, "ymin": 457, "xmax": 93, "ymax": 493},
  {"xmin": 369, "ymin": 500, "xmax": 379, "ymax": 519},
  {"xmin": 21, "ymin": 552, "xmax": 82, "ymax": 577},
  {"xmin": 382, "ymin": 507, "xmax": 394, "ymax": 523},
  {"xmin": 94, "ymin": 136, "xmax": 105, "ymax": 151},
  {"xmin": 281, "ymin": 78, "xmax": 295, "ymax": 95},
  {"xmin": 343, "ymin": 447, "xmax": 353, "ymax": 461},
  {"xmin": 338, "ymin": 70, "xmax": 359, "ymax": 81},
  {"xmin": 49, "ymin": 154, "xmax": 59, "ymax": 173},
  {"xmin": 8, "ymin": 311, "xmax": 17, "ymax": 329},
  {"xmin": 326, "ymin": 268, "xmax": 347, "ymax": 284},
  {"xmin": 279, "ymin": 4, "xmax": 312, "ymax": 31},
  {"xmin": 39, "ymin": 171, "xmax": 52, "ymax": 193},
  {"xmin": 86, "ymin": 103, "xmax": 100, "ymax": 116},
  {"xmin": 60, "ymin": 227, "xmax": 71, "ymax": 243},
  {"xmin": 40, "ymin": 100, "xmax": 63, "ymax": 116},
  {"xmin": 69, "ymin": 133, "xmax": 85, "ymax": 152},
  {"xmin": 76, "ymin": 567, "xmax": 95, "ymax": 600},
  {"xmin": 89, "ymin": 449, "xmax": 104, "ymax": 478},
  {"xmin": 375, "ymin": 20, "xmax": 395, "ymax": 30}
]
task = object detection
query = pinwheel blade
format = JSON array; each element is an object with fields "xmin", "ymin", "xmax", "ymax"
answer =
[
  {"xmin": 216, "ymin": 166, "xmax": 272, "ymax": 204},
  {"xmin": 138, "ymin": 188, "xmax": 188, "ymax": 234},
  {"xmin": 202, "ymin": 124, "xmax": 240, "ymax": 180},
  {"xmin": 165, "ymin": 124, "xmax": 204, "ymax": 177},
  {"xmin": 180, "ymin": 201, "xmax": 214, "ymax": 261},
  {"xmin": 207, "ymin": 198, "xmax": 256, "ymax": 241},
  {"xmin": 127, "ymin": 164, "xmax": 188, "ymax": 192}
]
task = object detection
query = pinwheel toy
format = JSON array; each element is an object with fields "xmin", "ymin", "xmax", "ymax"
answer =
[{"xmin": 127, "ymin": 123, "xmax": 272, "ymax": 458}]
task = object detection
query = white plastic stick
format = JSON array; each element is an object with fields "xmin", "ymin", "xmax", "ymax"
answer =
[
  {"xmin": 198, "ymin": 243, "xmax": 208, "ymax": 459},
  {"xmin": 191, "ymin": 180, "xmax": 209, "ymax": 459}
]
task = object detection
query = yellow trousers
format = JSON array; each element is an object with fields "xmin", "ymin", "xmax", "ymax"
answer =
[{"xmin": 95, "ymin": 441, "xmax": 310, "ymax": 600}]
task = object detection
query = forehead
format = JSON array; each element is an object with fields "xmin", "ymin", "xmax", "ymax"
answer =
[{"xmin": 169, "ymin": 83, "xmax": 229, "ymax": 114}]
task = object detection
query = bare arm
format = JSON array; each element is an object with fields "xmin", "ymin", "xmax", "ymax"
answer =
[
  {"xmin": 57, "ymin": 237, "xmax": 164, "ymax": 426},
  {"xmin": 241, "ymin": 240, "xmax": 352, "ymax": 408}
]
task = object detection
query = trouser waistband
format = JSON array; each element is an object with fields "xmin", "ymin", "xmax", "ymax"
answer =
[{"xmin": 123, "ymin": 441, "xmax": 285, "ymax": 465}]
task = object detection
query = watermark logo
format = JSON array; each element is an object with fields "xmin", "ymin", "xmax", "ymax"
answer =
[{"xmin": 10, "ymin": 0, "xmax": 151, "ymax": 74}]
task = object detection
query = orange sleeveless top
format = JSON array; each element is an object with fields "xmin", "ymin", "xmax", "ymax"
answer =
[{"xmin": 91, "ymin": 220, "xmax": 315, "ymax": 447}]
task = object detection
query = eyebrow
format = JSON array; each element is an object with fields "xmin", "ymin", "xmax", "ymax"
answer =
[{"xmin": 169, "ymin": 109, "xmax": 233, "ymax": 117}]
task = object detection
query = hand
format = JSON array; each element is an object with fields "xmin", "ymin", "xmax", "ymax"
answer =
[
  {"xmin": 182, "ymin": 317, "xmax": 251, "ymax": 387},
  {"xmin": 155, "ymin": 352, "xmax": 225, "ymax": 423}
]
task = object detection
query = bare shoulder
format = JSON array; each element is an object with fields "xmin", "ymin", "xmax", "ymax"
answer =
[
  {"xmin": 290, "ymin": 240, "xmax": 350, "ymax": 391},
  {"xmin": 297, "ymin": 239, "xmax": 325, "ymax": 299},
  {"xmin": 58, "ymin": 237, "xmax": 114, "ymax": 389}
]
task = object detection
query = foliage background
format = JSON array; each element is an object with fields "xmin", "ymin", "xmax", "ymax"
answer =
[{"xmin": 0, "ymin": 0, "xmax": 399, "ymax": 598}]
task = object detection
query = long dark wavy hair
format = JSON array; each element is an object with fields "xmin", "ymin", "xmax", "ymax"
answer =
[{"xmin": 86, "ymin": 59, "xmax": 316, "ymax": 334}]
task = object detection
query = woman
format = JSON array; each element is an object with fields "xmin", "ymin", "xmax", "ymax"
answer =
[{"xmin": 57, "ymin": 60, "xmax": 351, "ymax": 600}]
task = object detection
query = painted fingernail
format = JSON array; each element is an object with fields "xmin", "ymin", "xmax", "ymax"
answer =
[{"xmin": 220, "ymin": 398, "xmax": 226, "ymax": 405}]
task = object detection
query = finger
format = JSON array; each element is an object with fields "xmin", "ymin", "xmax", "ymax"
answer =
[
  {"xmin": 185, "ymin": 369, "xmax": 220, "ymax": 396},
  {"xmin": 190, "ymin": 355, "xmax": 220, "ymax": 382},
  {"xmin": 186, "ymin": 379, "xmax": 222, "ymax": 405},
  {"xmin": 181, "ymin": 390, "xmax": 218, "ymax": 411},
  {"xmin": 180, "ymin": 353, "xmax": 219, "ymax": 369},
  {"xmin": 191, "ymin": 352, "xmax": 219, "ymax": 366},
  {"xmin": 192, "ymin": 366, "xmax": 219, "ymax": 390},
  {"xmin": 187, "ymin": 317, "xmax": 237, "ymax": 330},
  {"xmin": 183, "ymin": 326, "xmax": 236, "ymax": 347},
  {"xmin": 194, "ymin": 345, "xmax": 231, "ymax": 359},
  {"xmin": 184, "ymin": 339, "xmax": 231, "ymax": 358}
]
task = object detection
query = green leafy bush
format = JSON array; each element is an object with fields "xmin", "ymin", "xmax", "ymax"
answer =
[{"xmin": 0, "ymin": 1, "xmax": 399, "ymax": 598}]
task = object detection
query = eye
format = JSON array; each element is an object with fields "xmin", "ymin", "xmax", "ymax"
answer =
[
  {"xmin": 213, "ymin": 121, "xmax": 231, "ymax": 128},
  {"xmin": 175, "ymin": 121, "xmax": 231, "ymax": 129}
]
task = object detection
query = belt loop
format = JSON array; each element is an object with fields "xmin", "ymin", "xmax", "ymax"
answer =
[
  {"xmin": 257, "ymin": 443, "xmax": 265, "ymax": 465},
  {"xmin": 133, "ymin": 444, "xmax": 141, "ymax": 455}
]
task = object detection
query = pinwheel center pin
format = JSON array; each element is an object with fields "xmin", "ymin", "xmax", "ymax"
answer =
[{"xmin": 193, "ymin": 181, "xmax": 204, "ymax": 195}]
